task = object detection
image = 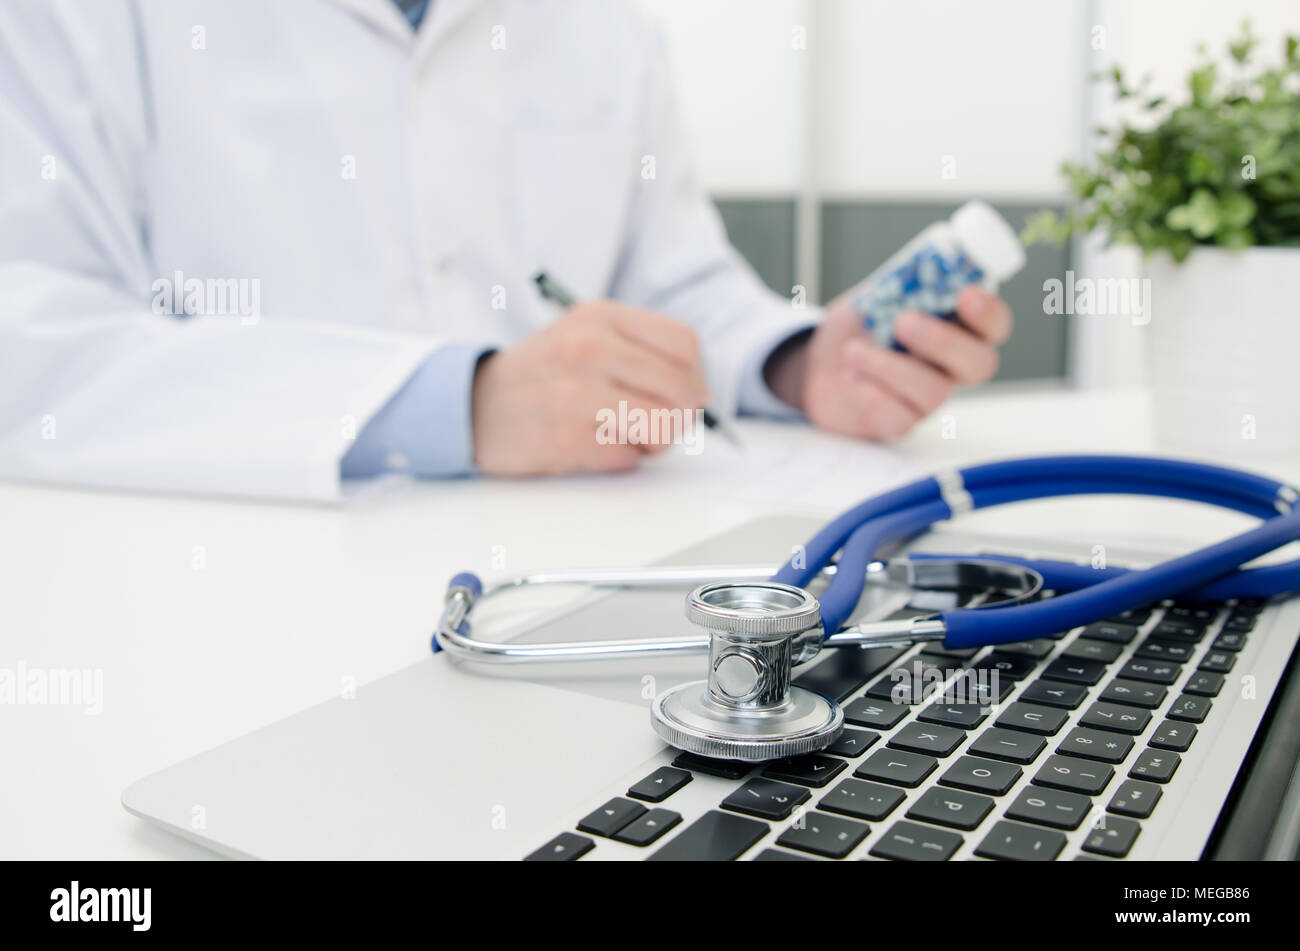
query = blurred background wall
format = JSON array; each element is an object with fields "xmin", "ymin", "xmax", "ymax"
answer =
[{"xmin": 641, "ymin": 0, "xmax": 1299, "ymax": 389}]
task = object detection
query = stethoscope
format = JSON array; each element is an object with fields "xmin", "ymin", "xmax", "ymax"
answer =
[{"xmin": 434, "ymin": 455, "xmax": 1300, "ymax": 762}]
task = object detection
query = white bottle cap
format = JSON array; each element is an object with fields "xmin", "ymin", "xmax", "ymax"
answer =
[{"xmin": 950, "ymin": 200, "xmax": 1026, "ymax": 283}]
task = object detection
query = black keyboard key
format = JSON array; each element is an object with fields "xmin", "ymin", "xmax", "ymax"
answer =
[
  {"xmin": 1019, "ymin": 679, "xmax": 1088, "ymax": 710},
  {"xmin": 1128, "ymin": 749, "xmax": 1180, "ymax": 783},
  {"xmin": 1116, "ymin": 659, "xmax": 1181, "ymax": 685},
  {"xmin": 1082, "ymin": 815, "xmax": 1141, "ymax": 857},
  {"xmin": 888, "ymin": 721, "xmax": 965, "ymax": 757},
  {"xmin": 865, "ymin": 672, "xmax": 923, "ymax": 704},
  {"xmin": 996, "ymin": 702, "xmax": 1069, "ymax": 736},
  {"xmin": 825, "ymin": 728, "xmax": 880, "ymax": 758},
  {"xmin": 752, "ymin": 849, "xmax": 819, "ymax": 861},
  {"xmin": 1211, "ymin": 631, "xmax": 1248, "ymax": 652},
  {"xmin": 969, "ymin": 728, "xmax": 1046, "ymax": 765},
  {"xmin": 991, "ymin": 639, "xmax": 1056, "ymax": 658},
  {"xmin": 1199, "ymin": 651, "xmax": 1236, "ymax": 674},
  {"xmin": 628, "ymin": 766, "xmax": 692, "ymax": 803},
  {"xmin": 1148, "ymin": 720, "xmax": 1197, "ymax": 752},
  {"xmin": 975, "ymin": 820, "xmax": 1066, "ymax": 861},
  {"xmin": 1133, "ymin": 638, "xmax": 1194, "ymax": 663},
  {"xmin": 1033, "ymin": 754, "xmax": 1114, "ymax": 795},
  {"xmin": 918, "ymin": 701, "xmax": 988, "ymax": 729},
  {"xmin": 672, "ymin": 752, "xmax": 751, "ymax": 780},
  {"xmin": 1063, "ymin": 639, "xmax": 1123, "ymax": 664},
  {"xmin": 1108, "ymin": 779, "xmax": 1163, "ymax": 818},
  {"xmin": 974, "ymin": 652, "xmax": 1039, "ymax": 681},
  {"xmin": 649, "ymin": 810, "xmax": 768, "ymax": 861},
  {"xmin": 525, "ymin": 832, "xmax": 594, "ymax": 861},
  {"xmin": 844, "ymin": 697, "xmax": 909, "ymax": 730},
  {"xmin": 577, "ymin": 797, "xmax": 646, "ymax": 837},
  {"xmin": 762, "ymin": 754, "xmax": 847, "ymax": 788},
  {"xmin": 1151, "ymin": 619, "xmax": 1205, "ymax": 641},
  {"xmin": 793, "ymin": 646, "xmax": 905, "ymax": 702},
  {"xmin": 1081, "ymin": 621, "xmax": 1138, "ymax": 644},
  {"xmin": 1168, "ymin": 604, "xmax": 1216, "ymax": 624},
  {"xmin": 819, "ymin": 778, "xmax": 905, "ymax": 821},
  {"xmin": 721, "ymin": 778, "xmax": 810, "ymax": 820},
  {"xmin": 1167, "ymin": 694, "xmax": 1212, "ymax": 723},
  {"xmin": 1185, "ymin": 670, "xmax": 1222, "ymax": 696},
  {"xmin": 947, "ymin": 675, "xmax": 1014, "ymax": 706},
  {"xmin": 907, "ymin": 786, "xmax": 994, "ymax": 830},
  {"xmin": 1080, "ymin": 701, "xmax": 1151, "ymax": 735},
  {"xmin": 870, "ymin": 820, "xmax": 963, "ymax": 861},
  {"xmin": 776, "ymin": 812, "xmax": 870, "ymax": 858},
  {"xmin": 1006, "ymin": 785, "xmax": 1091, "ymax": 829},
  {"xmin": 920, "ymin": 645, "xmax": 980, "ymax": 662},
  {"xmin": 854, "ymin": 748, "xmax": 938, "ymax": 787},
  {"xmin": 1042, "ymin": 657, "xmax": 1107, "ymax": 685},
  {"xmin": 1058, "ymin": 726, "xmax": 1133, "ymax": 764},
  {"xmin": 1107, "ymin": 607, "xmax": 1152, "ymax": 626},
  {"xmin": 613, "ymin": 808, "xmax": 682, "ymax": 846},
  {"xmin": 1099, "ymin": 679, "xmax": 1166, "ymax": 709},
  {"xmin": 1222, "ymin": 613, "xmax": 1257, "ymax": 633},
  {"xmin": 940, "ymin": 755, "xmax": 1022, "ymax": 795}
]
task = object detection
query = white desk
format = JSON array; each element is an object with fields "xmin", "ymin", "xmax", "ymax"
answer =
[{"xmin": 3, "ymin": 384, "xmax": 1298, "ymax": 859}]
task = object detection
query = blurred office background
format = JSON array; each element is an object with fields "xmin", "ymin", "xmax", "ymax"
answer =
[{"xmin": 645, "ymin": 0, "xmax": 1298, "ymax": 389}]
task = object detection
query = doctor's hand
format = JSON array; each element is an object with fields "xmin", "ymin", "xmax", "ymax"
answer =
[
  {"xmin": 471, "ymin": 302, "xmax": 711, "ymax": 476},
  {"xmin": 765, "ymin": 285, "xmax": 1012, "ymax": 440}
]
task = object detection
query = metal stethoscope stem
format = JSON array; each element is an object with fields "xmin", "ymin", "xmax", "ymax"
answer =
[{"xmin": 435, "ymin": 558, "xmax": 986, "ymax": 664}]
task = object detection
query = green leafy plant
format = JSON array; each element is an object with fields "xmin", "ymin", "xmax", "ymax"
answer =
[{"xmin": 1023, "ymin": 23, "xmax": 1300, "ymax": 262}]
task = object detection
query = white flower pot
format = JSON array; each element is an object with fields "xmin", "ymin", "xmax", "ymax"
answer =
[{"xmin": 1146, "ymin": 246, "xmax": 1300, "ymax": 457}]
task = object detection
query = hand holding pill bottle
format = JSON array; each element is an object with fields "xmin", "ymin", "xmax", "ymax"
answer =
[{"xmin": 849, "ymin": 201, "xmax": 1026, "ymax": 351}]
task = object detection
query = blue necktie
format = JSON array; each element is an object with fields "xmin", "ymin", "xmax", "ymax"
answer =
[{"xmin": 393, "ymin": 0, "xmax": 429, "ymax": 29}]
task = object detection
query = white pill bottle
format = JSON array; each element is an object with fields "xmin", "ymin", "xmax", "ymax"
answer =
[{"xmin": 847, "ymin": 200, "xmax": 1027, "ymax": 350}]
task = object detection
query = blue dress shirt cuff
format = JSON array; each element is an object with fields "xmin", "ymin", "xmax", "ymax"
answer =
[
  {"xmin": 735, "ymin": 324, "xmax": 817, "ymax": 420},
  {"xmin": 341, "ymin": 342, "xmax": 493, "ymax": 479}
]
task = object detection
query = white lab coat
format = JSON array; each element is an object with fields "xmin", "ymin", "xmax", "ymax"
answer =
[{"xmin": 0, "ymin": 0, "xmax": 813, "ymax": 501}]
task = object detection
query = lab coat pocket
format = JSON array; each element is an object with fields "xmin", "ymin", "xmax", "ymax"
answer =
[{"xmin": 509, "ymin": 120, "xmax": 633, "ymax": 297}]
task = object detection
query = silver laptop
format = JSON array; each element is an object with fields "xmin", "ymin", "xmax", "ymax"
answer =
[{"xmin": 122, "ymin": 515, "xmax": 1300, "ymax": 860}]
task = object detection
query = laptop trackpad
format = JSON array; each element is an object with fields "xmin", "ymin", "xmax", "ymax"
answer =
[{"xmin": 122, "ymin": 658, "xmax": 661, "ymax": 859}]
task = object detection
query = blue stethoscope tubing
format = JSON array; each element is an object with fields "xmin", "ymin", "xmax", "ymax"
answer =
[{"xmin": 773, "ymin": 455, "xmax": 1300, "ymax": 649}]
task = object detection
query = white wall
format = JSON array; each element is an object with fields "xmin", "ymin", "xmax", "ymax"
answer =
[{"xmin": 646, "ymin": 0, "xmax": 810, "ymax": 196}]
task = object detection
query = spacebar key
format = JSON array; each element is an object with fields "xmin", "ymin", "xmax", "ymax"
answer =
[{"xmin": 647, "ymin": 810, "xmax": 768, "ymax": 861}]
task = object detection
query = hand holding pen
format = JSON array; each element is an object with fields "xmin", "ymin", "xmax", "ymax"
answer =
[
  {"xmin": 533, "ymin": 272, "xmax": 743, "ymax": 448},
  {"xmin": 466, "ymin": 274, "xmax": 739, "ymax": 476}
]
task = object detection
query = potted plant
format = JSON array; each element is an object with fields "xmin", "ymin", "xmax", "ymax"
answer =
[{"xmin": 1024, "ymin": 24, "xmax": 1300, "ymax": 455}]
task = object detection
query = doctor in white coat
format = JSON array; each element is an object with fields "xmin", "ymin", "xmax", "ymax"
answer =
[{"xmin": 0, "ymin": 0, "xmax": 1012, "ymax": 502}]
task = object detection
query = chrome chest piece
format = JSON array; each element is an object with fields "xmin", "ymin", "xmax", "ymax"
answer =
[{"xmin": 649, "ymin": 582, "xmax": 842, "ymax": 761}]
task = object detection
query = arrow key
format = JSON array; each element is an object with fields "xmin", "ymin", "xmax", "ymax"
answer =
[
  {"xmin": 628, "ymin": 766, "xmax": 692, "ymax": 803},
  {"xmin": 612, "ymin": 808, "xmax": 683, "ymax": 846},
  {"xmin": 577, "ymin": 797, "xmax": 646, "ymax": 837},
  {"xmin": 524, "ymin": 832, "xmax": 595, "ymax": 862}
]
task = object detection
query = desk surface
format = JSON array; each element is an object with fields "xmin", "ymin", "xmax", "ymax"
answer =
[{"xmin": 4, "ymin": 384, "xmax": 1299, "ymax": 859}]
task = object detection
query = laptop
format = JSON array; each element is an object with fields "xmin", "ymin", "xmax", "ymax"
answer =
[{"xmin": 122, "ymin": 515, "xmax": 1300, "ymax": 860}]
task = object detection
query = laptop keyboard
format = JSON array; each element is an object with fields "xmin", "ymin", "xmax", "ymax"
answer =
[{"xmin": 525, "ymin": 574, "xmax": 1272, "ymax": 862}]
